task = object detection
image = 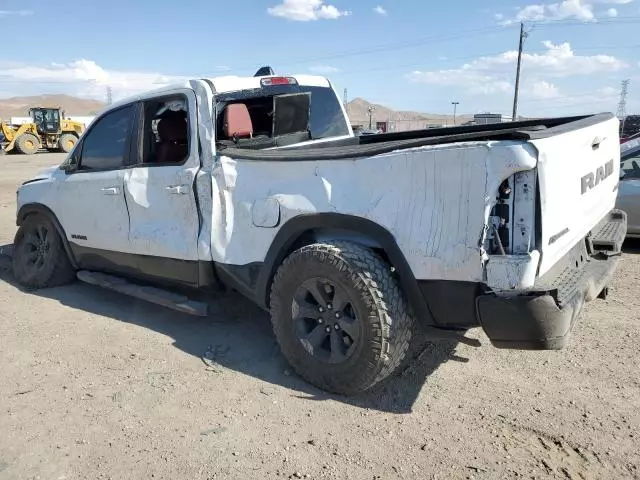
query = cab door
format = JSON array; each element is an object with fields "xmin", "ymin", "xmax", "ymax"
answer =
[
  {"xmin": 53, "ymin": 103, "xmax": 136, "ymax": 271},
  {"xmin": 122, "ymin": 89, "xmax": 201, "ymax": 286}
]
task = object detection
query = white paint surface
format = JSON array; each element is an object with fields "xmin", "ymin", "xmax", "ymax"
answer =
[
  {"xmin": 252, "ymin": 198, "xmax": 281, "ymax": 228},
  {"xmin": 123, "ymin": 88, "xmax": 201, "ymax": 261},
  {"xmin": 210, "ymin": 74, "xmax": 330, "ymax": 94},
  {"xmin": 15, "ymin": 77, "xmax": 621, "ymax": 297},
  {"xmin": 18, "ymin": 167, "xmax": 132, "ymax": 253},
  {"xmin": 210, "ymin": 141, "xmax": 538, "ymax": 285},
  {"xmin": 485, "ymin": 251, "xmax": 540, "ymax": 290},
  {"xmin": 530, "ymin": 116, "xmax": 620, "ymax": 276}
]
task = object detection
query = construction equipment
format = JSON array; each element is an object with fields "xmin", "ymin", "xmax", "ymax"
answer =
[{"xmin": 0, "ymin": 107, "xmax": 86, "ymax": 155}]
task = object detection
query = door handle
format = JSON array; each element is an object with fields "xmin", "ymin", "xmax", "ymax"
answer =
[
  {"xmin": 100, "ymin": 186, "xmax": 120, "ymax": 195},
  {"xmin": 165, "ymin": 184, "xmax": 189, "ymax": 195}
]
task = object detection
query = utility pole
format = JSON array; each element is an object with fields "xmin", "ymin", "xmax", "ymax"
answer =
[
  {"xmin": 368, "ymin": 105, "xmax": 375, "ymax": 129},
  {"xmin": 451, "ymin": 101, "xmax": 459, "ymax": 125},
  {"xmin": 106, "ymin": 86, "xmax": 113, "ymax": 105},
  {"xmin": 512, "ymin": 22, "xmax": 528, "ymax": 121}
]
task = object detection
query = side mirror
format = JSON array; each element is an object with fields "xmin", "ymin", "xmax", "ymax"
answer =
[{"xmin": 60, "ymin": 157, "xmax": 78, "ymax": 173}]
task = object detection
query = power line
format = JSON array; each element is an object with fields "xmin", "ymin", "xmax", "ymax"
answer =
[
  {"xmin": 524, "ymin": 92, "xmax": 619, "ymax": 104},
  {"xmin": 2, "ymin": 18, "xmax": 640, "ymax": 85},
  {"xmin": 531, "ymin": 16, "xmax": 640, "ymax": 26},
  {"xmin": 277, "ymin": 15, "xmax": 640, "ymax": 67},
  {"xmin": 2, "ymin": 40, "xmax": 635, "ymax": 88},
  {"xmin": 251, "ymin": 25, "xmax": 518, "ymax": 70}
]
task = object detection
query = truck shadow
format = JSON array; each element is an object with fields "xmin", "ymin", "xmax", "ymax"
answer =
[{"xmin": 0, "ymin": 246, "xmax": 463, "ymax": 414}]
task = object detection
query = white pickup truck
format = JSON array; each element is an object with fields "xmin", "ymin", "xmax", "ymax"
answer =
[{"xmin": 11, "ymin": 68, "xmax": 627, "ymax": 395}]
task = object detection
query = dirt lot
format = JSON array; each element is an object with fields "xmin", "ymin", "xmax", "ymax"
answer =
[{"xmin": 0, "ymin": 153, "xmax": 639, "ymax": 480}]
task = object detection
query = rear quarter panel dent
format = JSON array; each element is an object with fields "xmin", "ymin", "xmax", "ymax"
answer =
[{"xmin": 211, "ymin": 141, "xmax": 538, "ymax": 283}]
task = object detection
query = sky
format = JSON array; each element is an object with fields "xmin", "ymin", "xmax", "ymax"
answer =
[{"xmin": 1, "ymin": 0, "xmax": 640, "ymax": 117}]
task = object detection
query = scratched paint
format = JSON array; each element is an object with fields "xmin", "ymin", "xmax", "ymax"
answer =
[
  {"xmin": 122, "ymin": 87, "xmax": 203, "ymax": 261},
  {"xmin": 18, "ymin": 166, "xmax": 132, "ymax": 253},
  {"xmin": 15, "ymin": 80, "xmax": 621, "ymax": 295},
  {"xmin": 210, "ymin": 141, "xmax": 538, "ymax": 285}
]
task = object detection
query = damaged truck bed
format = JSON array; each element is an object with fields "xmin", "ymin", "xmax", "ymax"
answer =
[{"xmin": 11, "ymin": 70, "xmax": 627, "ymax": 395}]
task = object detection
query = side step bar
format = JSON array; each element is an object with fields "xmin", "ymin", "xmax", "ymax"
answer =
[
  {"xmin": 589, "ymin": 209, "xmax": 627, "ymax": 253},
  {"xmin": 77, "ymin": 270, "xmax": 209, "ymax": 317}
]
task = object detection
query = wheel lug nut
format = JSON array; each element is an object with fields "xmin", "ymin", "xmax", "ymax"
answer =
[
  {"xmin": 318, "ymin": 307, "xmax": 324, "ymax": 313},
  {"xmin": 318, "ymin": 318, "xmax": 323, "ymax": 324},
  {"xmin": 335, "ymin": 312, "xmax": 340, "ymax": 318},
  {"xmin": 325, "ymin": 326, "xmax": 331, "ymax": 333},
  {"xmin": 334, "ymin": 324, "xmax": 340, "ymax": 330},
  {"xmin": 327, "ymin": 303, "xmax": 332, "ymax": 310}
]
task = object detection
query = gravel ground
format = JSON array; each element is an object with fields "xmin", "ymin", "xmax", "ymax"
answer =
[{"xmin": 0, "ymin": 153, "xmax": 639, "ymax": 480}]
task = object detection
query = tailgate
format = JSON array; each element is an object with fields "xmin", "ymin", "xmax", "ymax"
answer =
[{"xmin": 530, "ymin": 115, "xmax": 621, "ymax": 276}]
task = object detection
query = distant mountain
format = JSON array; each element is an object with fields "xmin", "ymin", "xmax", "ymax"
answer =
[
  {"xmin": 0, "ymin": 93, "xmax": 476, "ymax": 126},
  {"xmin": 0, "ymin": 94, "xmax": 106, "ymax": 119},
  {"xmin": 346, "ymin": 97, "xmax": 473, "ymax": 126}
]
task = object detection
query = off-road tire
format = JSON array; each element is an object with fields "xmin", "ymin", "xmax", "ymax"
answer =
[
  {"xmin": 12, "ymin": 214, "xmax": 76, "ymax": 289},
  {"xmin": 269, "ymin": 241, "xmax": 415, "ymax": 395},
  {"xmin": 58, "ymin": 134, "xmax": 77, "ymax": 153},
  {"xmin": 15, "ymin": 133, "xmax": 40, "ymax": 155}
]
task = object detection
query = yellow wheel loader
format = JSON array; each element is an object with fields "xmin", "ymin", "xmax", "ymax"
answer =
[{"xmin": 0, "ymin": 107, "xmax": 86, "ymax": 155}]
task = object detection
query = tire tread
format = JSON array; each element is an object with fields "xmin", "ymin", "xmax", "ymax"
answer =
[
  {"xmin": 12, "ymin": 214, "xmax": 75, "ymax": 289},
  {"xmin": 270, "ymin": 241, "xmax": 414, "ymax": 394}
]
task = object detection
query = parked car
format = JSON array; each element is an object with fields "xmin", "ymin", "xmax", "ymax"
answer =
[
  {"xmin": 353, "ymin": 128, "xmax": 382, "ymax": 136},
  {"xmin": 616, "ymin": 142, "xmax": 640, "ymax": 238},
  {"xmin": 11, "ymin": 70, "xmax": 627, "ymax": 395}
]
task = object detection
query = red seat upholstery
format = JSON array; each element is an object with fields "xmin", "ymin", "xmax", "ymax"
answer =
[
  {"xmin": 223, "ymin": 104, "xmax": 253, "ymax": 139},
  {"xmin": 156, "ymin": 114, "xmax": 188, "ymax": 163}
]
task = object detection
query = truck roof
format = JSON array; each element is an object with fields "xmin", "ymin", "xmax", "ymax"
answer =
[
  {"xmin": 101, "ymin": 73, "xmax": 332, "ymax": 114},
  {"xmin": 208, "ymin": 73, "xmax": 331, "ymax": 93}
]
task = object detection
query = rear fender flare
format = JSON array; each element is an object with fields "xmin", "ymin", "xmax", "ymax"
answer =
[{"xmin": 256, "ymin": 213, "xmax": 435, "ymax": 325}]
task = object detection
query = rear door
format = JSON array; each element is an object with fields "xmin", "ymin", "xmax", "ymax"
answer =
[
  {"xmin": 123, "ymin": 89, "xmax": 201, "ymax": 286},
  {"xmin": 530, "ymin": 115, "xmax": 621, "ymax": 276}
]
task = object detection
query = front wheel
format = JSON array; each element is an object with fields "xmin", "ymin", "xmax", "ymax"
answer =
[
  {"xmin": 12, "ymin": 214, "xmax": 76, "ymax": 289},
  {"xmin": 269, "ymin": 241, "xmax": 415, "ymax": 395},
  {"xmin": 15, "ymin": 133, "xmax": 40, "ymax": 155},
  {"xmin": 58, "ymin": 134, "xmax": 78, "ymax": 153}
]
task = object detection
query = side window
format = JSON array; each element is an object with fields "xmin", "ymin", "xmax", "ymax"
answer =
[
  {"xmin": 139, "ymin": 95, "xmax": 190, "ymax": 165},
  {"xmin": 621, "ymin": 156, "xmax": 640, "ymax": 180},
  {"xmin": 79, "ymin": 105, "xmax": 134, "ymax": 171},
  {"xmin": 306, "ymin": 86, "xmax": 350, "ymax": 139}
]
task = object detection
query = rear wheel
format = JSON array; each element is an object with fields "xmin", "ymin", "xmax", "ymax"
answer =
[
  {"xmin": 269, "ymin": 241, "xmax": 415, "ymax": 395},
  {"xmin": 58, "ymin": 133, "xmax": 78, "ymax": 153},
  {"xmin": 12, "ymin": 214, "xmax": 76, "ymax": 289},
  {"xmin": 15, "ymin": 133, "xmax": 40, "ymax": 155}
]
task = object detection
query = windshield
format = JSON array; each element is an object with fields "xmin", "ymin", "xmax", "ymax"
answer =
[{"xmin": 215, "ymin": 85, "xmax": 349, "ymax": 142}]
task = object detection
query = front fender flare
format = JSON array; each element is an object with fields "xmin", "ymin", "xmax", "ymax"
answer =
[{"xmin": 16, "ymin": 203, "xmax": 78, "ymax": 269}]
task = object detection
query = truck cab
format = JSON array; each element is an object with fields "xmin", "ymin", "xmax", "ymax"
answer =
[{"xmin": 14, "ymin": 71, "xmax": 353, "ymax": 286}]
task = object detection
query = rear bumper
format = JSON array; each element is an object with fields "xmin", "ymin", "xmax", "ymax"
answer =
[{"xmin": 477, "ymin": 209, "xmax": 627, "ymax": 350}]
